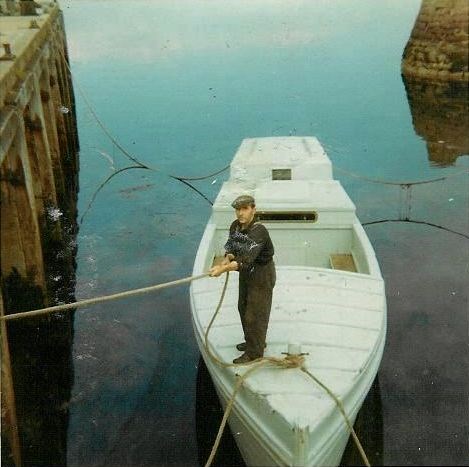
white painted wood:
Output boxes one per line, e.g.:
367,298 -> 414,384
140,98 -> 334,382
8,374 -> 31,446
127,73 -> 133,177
190,137 -> 387,466
230,137 -> 333,183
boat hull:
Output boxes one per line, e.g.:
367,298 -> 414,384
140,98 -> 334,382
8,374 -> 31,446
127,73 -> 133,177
190,136 -> 387,467
191,294 -> 386,467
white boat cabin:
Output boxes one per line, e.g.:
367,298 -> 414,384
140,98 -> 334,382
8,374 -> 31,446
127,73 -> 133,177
205,136 -> 380,277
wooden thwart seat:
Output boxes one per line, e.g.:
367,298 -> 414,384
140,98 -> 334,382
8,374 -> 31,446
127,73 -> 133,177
330,254 -> 357,272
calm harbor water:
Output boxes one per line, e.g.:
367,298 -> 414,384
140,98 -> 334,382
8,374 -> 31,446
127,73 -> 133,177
58,1 -> 468,465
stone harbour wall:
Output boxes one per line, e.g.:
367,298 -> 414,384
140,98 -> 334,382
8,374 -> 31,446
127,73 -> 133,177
402,0 -> 469,81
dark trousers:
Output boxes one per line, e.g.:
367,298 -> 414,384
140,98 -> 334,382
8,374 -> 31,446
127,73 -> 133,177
238,261 -> 276,358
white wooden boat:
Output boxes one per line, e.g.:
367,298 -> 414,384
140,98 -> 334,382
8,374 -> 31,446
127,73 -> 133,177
190,137 -> 386,466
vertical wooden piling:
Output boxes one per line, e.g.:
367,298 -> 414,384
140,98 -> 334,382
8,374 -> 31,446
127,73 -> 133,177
0,295 -> 22,467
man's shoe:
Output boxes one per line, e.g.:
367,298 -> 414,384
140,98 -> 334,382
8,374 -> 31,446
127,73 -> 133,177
236,342 -> 266,352
233,353 -> 257,364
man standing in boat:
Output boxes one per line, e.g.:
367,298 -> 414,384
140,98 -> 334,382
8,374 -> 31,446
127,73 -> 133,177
209,195 -> 276,364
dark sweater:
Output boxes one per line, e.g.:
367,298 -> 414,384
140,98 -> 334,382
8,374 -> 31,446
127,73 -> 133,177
224,219 -> 274,272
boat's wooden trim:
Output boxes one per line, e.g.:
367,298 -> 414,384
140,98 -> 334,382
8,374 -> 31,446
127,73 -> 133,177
330,253 -> 357,272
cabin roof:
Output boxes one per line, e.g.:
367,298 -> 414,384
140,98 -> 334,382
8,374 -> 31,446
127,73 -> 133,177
214,137 -> 354,213
213,179 -> 355,212
230,136 -> 333,183
232,136 -> 329,165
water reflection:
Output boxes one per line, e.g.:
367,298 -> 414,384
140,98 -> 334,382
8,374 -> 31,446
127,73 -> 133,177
402,77 -> 469,167
195,358 -> 383,467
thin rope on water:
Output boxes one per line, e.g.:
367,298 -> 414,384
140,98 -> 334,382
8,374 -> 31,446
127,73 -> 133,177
334,162 -> 469,239
362,218 -> 469,239
59,47 -> 230,182
79,165 -> 148,224
333,164 -> 469,187
61,47 -> 469,241
59,47 -> 468,217
57,48 -> 229,213
203,272 -> 371,467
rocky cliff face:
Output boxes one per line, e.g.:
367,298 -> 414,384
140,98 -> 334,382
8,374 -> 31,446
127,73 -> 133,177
402,0 -> 468,81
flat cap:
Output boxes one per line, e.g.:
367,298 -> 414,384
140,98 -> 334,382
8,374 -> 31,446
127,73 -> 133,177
231,194 -> 255,209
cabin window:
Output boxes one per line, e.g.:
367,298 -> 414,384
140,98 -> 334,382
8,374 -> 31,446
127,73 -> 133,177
272,169 -> 291,180
256,211 -> 318,222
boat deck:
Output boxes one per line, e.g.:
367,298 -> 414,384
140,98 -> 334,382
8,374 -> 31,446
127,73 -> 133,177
191,265 -> 385,428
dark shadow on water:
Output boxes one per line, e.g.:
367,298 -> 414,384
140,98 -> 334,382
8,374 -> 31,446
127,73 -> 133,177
1,190 -> 78,466
3,312 -> 75,467
340,377 -> 383,466
196,357 -> 383,467
196,357 -> 246,467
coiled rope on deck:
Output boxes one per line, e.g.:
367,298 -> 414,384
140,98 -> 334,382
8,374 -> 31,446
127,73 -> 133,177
203,272 -> 371,467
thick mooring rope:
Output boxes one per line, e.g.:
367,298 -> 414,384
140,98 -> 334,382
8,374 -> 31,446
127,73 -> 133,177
1,273 -> 209,321
203,272 -> 371,467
